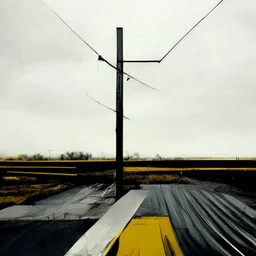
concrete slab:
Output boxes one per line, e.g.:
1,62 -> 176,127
0,183 -> 115,220
36,183 -> 106,205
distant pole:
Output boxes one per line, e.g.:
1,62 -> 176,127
116,28 -> 124,199
48,150 -> 51,160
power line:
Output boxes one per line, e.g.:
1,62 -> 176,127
86,93 -> 130,120
160,0 -> 224,62
39,0 -> 224,91
39,0 -> 157,91
39,0 -> 99,56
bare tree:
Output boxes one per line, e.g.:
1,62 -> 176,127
154,154 -> 162,160
133,152 -> 140,160
60,154 -> 66,160
33,153 -> 44,160
173,157 -> 183,160
17,154 -> 30,160
61,151 -> 92,160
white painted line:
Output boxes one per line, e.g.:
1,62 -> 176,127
65,190 -> 148,256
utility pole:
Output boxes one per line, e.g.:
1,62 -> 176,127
116,28 -> 124,199
115,27 -> 159,199
40,0 -> 224,200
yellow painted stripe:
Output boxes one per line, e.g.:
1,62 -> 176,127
103,229 -> 123,256
0,166 -> 75,169
103,199 -> 146,256
110,217 -> 183,256
124,167 -> 256,172
6,171 -> 77,176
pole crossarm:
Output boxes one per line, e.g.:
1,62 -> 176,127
98,55 -> 159,91
123,60 -> 160,63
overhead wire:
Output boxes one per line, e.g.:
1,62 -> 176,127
160,0 -> 224,62
86,93 -> 130,120
39,0 -> 224,89
39,0 -> 156,91
38,0 -> 224,118
39,0 -> 99,56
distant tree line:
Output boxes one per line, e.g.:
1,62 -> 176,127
3,151 -> 93,161
15,152 -> 158,161
60,151 -> 92,160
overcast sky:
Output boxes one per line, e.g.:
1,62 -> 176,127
1,0 -> 256,158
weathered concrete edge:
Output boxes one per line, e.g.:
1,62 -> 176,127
65,190 -> 148,256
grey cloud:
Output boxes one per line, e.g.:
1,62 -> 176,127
1,0 -> 256,157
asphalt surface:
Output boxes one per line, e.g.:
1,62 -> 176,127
0,220 -> 96,256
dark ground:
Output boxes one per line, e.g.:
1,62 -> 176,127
0,177 -> 255,256
0,220 -> 96,256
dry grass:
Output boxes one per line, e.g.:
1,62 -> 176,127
0,170 -> 180,209
124,167 -> 178,172
2,176 -> 36,181
0,183 -> 67,208
79,170 -> 180,184
124,173 -> 180,184
0,184 -> 64,195
79,170 -> 114,176
0,196 -> 27,205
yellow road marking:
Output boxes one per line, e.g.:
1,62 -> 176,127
6,171 -> 77,176
103,199 -> 146,256
0,166 -> 75,169
103,229 -> 123,256
106,217 -> 183,256
124,167 -> 256,172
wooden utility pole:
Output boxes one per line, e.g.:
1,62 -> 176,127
116,28 -> 124,199
115,28 -> 159,199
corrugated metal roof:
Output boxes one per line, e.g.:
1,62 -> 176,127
68,185 -> 256,256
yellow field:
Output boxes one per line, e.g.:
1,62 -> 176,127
6,171 -> 77,176
1,166 -> 256,172
0,166 -> 75,169
124,167 -> 256,172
